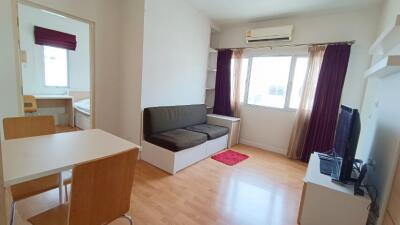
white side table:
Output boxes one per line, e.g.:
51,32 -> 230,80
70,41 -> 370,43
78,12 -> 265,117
207,114 -> 241,148
298,153 -> 371,225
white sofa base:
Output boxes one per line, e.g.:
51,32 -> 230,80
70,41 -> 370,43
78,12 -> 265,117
141,134 -> 228,174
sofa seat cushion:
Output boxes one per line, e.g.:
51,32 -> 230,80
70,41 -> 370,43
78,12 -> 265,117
147,129 -> 208,152
185,124 -> 229,140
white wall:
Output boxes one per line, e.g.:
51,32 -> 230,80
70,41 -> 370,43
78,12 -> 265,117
362,76 -> 400,225
0,0 -> 22,139
379,0 -> 400,32
141,0 -> 211,109
18,4 -> 90,95
118,0 -> 145,144
357,1 -> 400,224
213,7 -> 381,154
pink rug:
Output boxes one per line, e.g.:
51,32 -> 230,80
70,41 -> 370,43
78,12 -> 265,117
211,150 -> 249,166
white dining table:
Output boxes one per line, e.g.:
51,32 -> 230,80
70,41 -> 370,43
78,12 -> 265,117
0,129 -> 140,225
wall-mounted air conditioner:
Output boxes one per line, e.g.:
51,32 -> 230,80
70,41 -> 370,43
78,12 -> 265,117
246,25 -> 294,43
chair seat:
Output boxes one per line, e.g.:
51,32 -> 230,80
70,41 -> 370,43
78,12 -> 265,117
11,174 -> 60,201
147,129 -> 207,152
62,170 -> 72,185
28,204 -> 68,225
185,124 -> 229,140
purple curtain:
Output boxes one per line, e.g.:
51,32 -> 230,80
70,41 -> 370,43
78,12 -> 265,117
214,49 -> 233,116
301,44 -> 352,162
34,26 -> 77,51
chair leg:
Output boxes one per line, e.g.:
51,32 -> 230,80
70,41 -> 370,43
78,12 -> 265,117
10,201 -> 16,225
58,174 -> 63,204
122,214 -> 133,225
64,184 -> 69,202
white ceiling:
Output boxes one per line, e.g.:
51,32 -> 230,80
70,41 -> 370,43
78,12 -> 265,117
185,0 -> 383,25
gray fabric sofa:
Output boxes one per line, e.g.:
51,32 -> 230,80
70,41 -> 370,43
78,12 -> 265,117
143,104 -> 229,152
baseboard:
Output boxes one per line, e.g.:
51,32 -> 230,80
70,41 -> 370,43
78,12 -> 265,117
239,138 -> 287,155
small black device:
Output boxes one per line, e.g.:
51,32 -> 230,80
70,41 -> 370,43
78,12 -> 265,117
354,164 -> 368,196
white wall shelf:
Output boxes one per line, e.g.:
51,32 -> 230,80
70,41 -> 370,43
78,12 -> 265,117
369,15 -> 400,55
364,55 -> 400,78
205,44 -> 218,114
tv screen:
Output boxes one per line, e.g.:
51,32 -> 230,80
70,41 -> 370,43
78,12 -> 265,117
332,105 -> 361,183
334,107 -> 355,157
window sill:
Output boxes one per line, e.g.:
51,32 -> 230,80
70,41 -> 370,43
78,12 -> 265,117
243,103 -> 297,113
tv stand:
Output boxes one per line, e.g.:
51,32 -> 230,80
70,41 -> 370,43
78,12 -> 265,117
297,153 -> 371,225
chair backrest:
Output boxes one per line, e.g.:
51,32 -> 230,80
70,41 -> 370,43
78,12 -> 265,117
23,95 -> 38,113
143,104 -> 207,139
68,149 -> 138,225
3,116 -> 55,140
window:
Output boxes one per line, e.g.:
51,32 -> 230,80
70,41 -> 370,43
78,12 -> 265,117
43,46 -> 68,87
245,55 -> 308,110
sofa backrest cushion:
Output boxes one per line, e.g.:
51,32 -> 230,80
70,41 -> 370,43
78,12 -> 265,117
143,104 -> 207,138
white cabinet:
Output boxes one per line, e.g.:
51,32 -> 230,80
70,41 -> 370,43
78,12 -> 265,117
298,153 -> 371,225
207,114 -> 240,148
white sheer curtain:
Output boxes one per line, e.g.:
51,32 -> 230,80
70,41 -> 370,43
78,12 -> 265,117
287,45 -> 326,159
231,49 -> 243,118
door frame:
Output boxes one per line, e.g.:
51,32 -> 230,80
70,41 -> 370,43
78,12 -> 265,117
12,0 -> 96,129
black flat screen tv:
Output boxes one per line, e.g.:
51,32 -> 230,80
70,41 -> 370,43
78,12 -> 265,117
331,105 -> 361,183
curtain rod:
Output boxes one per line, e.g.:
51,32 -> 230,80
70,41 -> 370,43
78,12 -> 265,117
216,40 -> 356,51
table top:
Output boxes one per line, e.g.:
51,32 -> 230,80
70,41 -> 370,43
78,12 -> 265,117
304,153 -> 370,202
1,129 -> 140,187
34,95 -> 73,100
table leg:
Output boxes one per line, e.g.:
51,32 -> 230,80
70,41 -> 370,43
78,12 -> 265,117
67,99 -> 75,127
1,136 -> 11,225
0,185 -> 11,225
297,182 -> 307,225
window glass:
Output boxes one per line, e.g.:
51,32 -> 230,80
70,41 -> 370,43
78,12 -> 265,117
247,56 -> 292,108
44,46 -> 68,87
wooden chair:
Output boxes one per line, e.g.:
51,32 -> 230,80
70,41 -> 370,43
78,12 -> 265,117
23,95 -> 38,114
3,116 -> 63,225
3,116 -> 55,140
27,149 -> 138,225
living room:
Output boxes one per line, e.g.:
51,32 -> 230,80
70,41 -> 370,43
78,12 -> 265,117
1,0 -> 400,225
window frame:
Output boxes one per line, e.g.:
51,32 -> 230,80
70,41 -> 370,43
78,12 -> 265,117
243,53 -> 308,111
42,45 -> 70,88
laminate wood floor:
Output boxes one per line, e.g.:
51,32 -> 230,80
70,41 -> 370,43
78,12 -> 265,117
15,145 -> 306,225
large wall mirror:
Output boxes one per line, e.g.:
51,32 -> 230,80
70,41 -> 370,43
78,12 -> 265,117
16,1 -> 95,131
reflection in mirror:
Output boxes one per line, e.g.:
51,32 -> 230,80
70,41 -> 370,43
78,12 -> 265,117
18,3 -> 93,132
